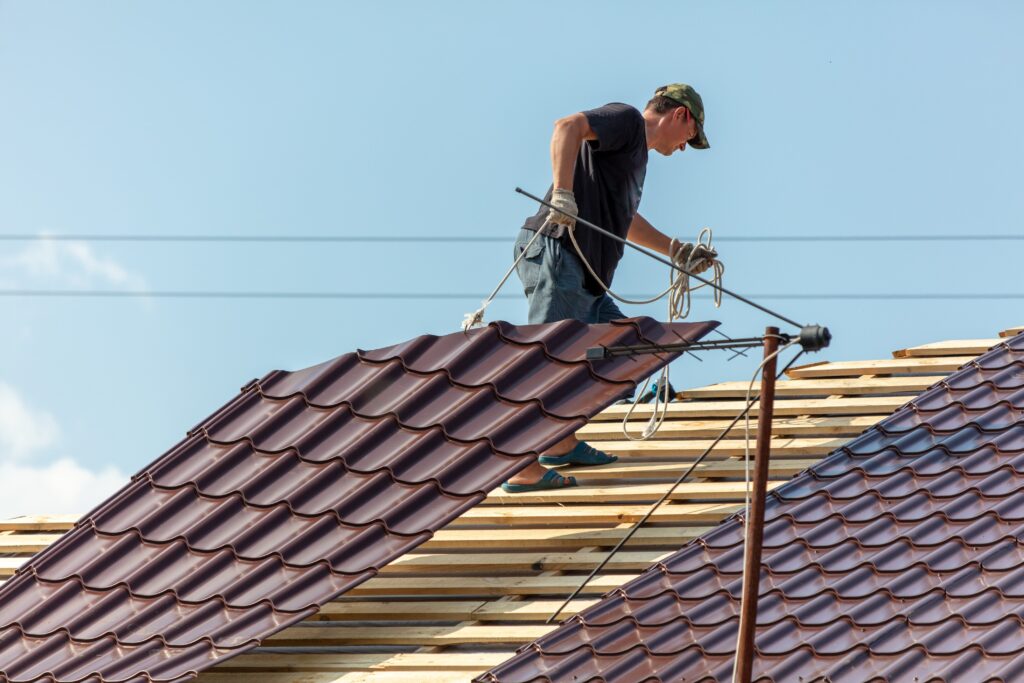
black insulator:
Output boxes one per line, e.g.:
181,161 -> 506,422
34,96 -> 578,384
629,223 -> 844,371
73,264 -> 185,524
799,325 -> 832,352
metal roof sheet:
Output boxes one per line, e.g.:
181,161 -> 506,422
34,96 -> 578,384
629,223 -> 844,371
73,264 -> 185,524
0,317 -> 716,682
480,332 -> 1024,682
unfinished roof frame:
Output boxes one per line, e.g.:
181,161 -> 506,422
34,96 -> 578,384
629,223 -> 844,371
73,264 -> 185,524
4,326 -> 1016,681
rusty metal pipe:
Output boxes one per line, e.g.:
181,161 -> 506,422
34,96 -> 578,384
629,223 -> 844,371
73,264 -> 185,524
733,326 -> 780,683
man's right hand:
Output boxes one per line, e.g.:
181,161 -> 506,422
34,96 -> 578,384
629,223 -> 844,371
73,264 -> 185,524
546,188 -> 578,227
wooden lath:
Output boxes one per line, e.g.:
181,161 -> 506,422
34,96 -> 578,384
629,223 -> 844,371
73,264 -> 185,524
3,325 -> 1019,681
577,414 -> 889,439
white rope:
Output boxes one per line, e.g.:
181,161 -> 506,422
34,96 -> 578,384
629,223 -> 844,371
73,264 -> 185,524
461,227 -> 545,331
563,224 -> 724,440
668,227 -> 724,319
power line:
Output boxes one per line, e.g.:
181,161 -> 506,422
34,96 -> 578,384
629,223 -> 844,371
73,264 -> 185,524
0,290 -> 1020,300
713,235 -> 1024,242
0,233 -> 1021,244
0,235 -> 505,243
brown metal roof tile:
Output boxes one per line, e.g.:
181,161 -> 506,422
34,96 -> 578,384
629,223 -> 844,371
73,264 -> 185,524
0,317 -> 716,682
882,403 -> 1023,434
90,481 -> 437,564
977,346 -> 1023,369
0,578 -> 295,647
0,624 -> 226,682
28,526 -> 373,609
480,333 -> 1024,682
946,362 -> 1024,390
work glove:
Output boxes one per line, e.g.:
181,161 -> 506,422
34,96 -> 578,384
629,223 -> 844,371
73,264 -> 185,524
546,188 -> 578,227
672,240 -> 718,275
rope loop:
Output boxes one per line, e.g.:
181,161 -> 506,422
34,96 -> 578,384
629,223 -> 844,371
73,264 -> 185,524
563,226 -> 725,441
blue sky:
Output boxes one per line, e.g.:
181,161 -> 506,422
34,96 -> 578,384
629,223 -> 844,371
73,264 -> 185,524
0,1 -> 1021,516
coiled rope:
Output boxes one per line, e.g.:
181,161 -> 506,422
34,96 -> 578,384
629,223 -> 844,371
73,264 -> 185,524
564,224 -> 724,440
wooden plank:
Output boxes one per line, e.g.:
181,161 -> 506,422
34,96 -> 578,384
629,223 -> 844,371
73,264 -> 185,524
265,624 -> 553,646
311,599 -> 595,622
0,515 -> 77,532
0,558 -> 26,577
333,673 -> 477,683
216,651 -> 511,672
576,414 -> 885,440
470,598 -> 596,621
200,675 -> 347,683
785,356 -> 971,379
454,502 -> 739,525
892,338 -> 998,358
583,436 -> 847,458
202,674 -> 471,683
349,573 -> 634,596
314,600 -> 485,622
1000,326 -> 1023,338
679,375 -> 943,399
381,549 -> 671,573
0,533 -> 62,553
564,459 -> 810,481
425,525 -> 711,549
592,395 -> 908,420
485,481 -> 780,505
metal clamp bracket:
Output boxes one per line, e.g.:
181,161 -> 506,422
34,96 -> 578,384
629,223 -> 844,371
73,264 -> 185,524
586,325 -> 831,360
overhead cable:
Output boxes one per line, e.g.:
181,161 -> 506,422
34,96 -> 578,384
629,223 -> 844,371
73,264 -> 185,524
1,234 -> 1021,243
0,290 -> 1020,300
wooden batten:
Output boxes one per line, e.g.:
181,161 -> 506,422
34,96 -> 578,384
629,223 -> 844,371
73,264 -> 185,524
892,338 -> 999,358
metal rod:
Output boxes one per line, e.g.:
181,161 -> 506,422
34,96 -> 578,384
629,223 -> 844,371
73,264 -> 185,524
733,326 -> 780,683
713,328 -> 751,360
590,336 -> 776,359
516,187 -> 803,328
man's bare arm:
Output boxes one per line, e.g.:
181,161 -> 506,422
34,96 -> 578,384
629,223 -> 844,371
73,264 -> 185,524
551,113 -> 598,190
626,212 -> 673,256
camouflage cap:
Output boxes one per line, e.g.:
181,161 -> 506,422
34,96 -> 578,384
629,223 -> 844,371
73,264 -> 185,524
656,83 -> 709,149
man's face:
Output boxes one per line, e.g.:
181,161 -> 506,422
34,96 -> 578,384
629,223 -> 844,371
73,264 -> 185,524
656,107 -> 699,156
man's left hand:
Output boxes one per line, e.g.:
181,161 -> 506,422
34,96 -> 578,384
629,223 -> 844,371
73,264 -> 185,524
672,240 -> 718,275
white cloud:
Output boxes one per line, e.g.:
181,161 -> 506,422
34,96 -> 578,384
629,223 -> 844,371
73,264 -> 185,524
0,381 -> 124,520
0,458 -> 124,519
0,382 -> 60,460
0,235 -> 147,290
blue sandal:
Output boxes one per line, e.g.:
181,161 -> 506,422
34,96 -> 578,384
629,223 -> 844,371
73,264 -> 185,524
538,441 -> 618,467
501,469 -> 578,493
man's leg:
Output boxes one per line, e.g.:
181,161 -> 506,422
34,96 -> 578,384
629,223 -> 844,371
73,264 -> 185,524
591,292 -> 627,324
507,240 -> 615,488
590,293 -> 637,402
506,232 -> 596,488
514,229 -> 595,325
526,290 -> 623,467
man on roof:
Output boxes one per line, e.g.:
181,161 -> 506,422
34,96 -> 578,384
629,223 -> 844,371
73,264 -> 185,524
503,83 -> 717,493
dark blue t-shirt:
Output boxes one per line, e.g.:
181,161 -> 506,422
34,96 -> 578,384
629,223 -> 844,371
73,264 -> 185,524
522,103 -> 648,295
